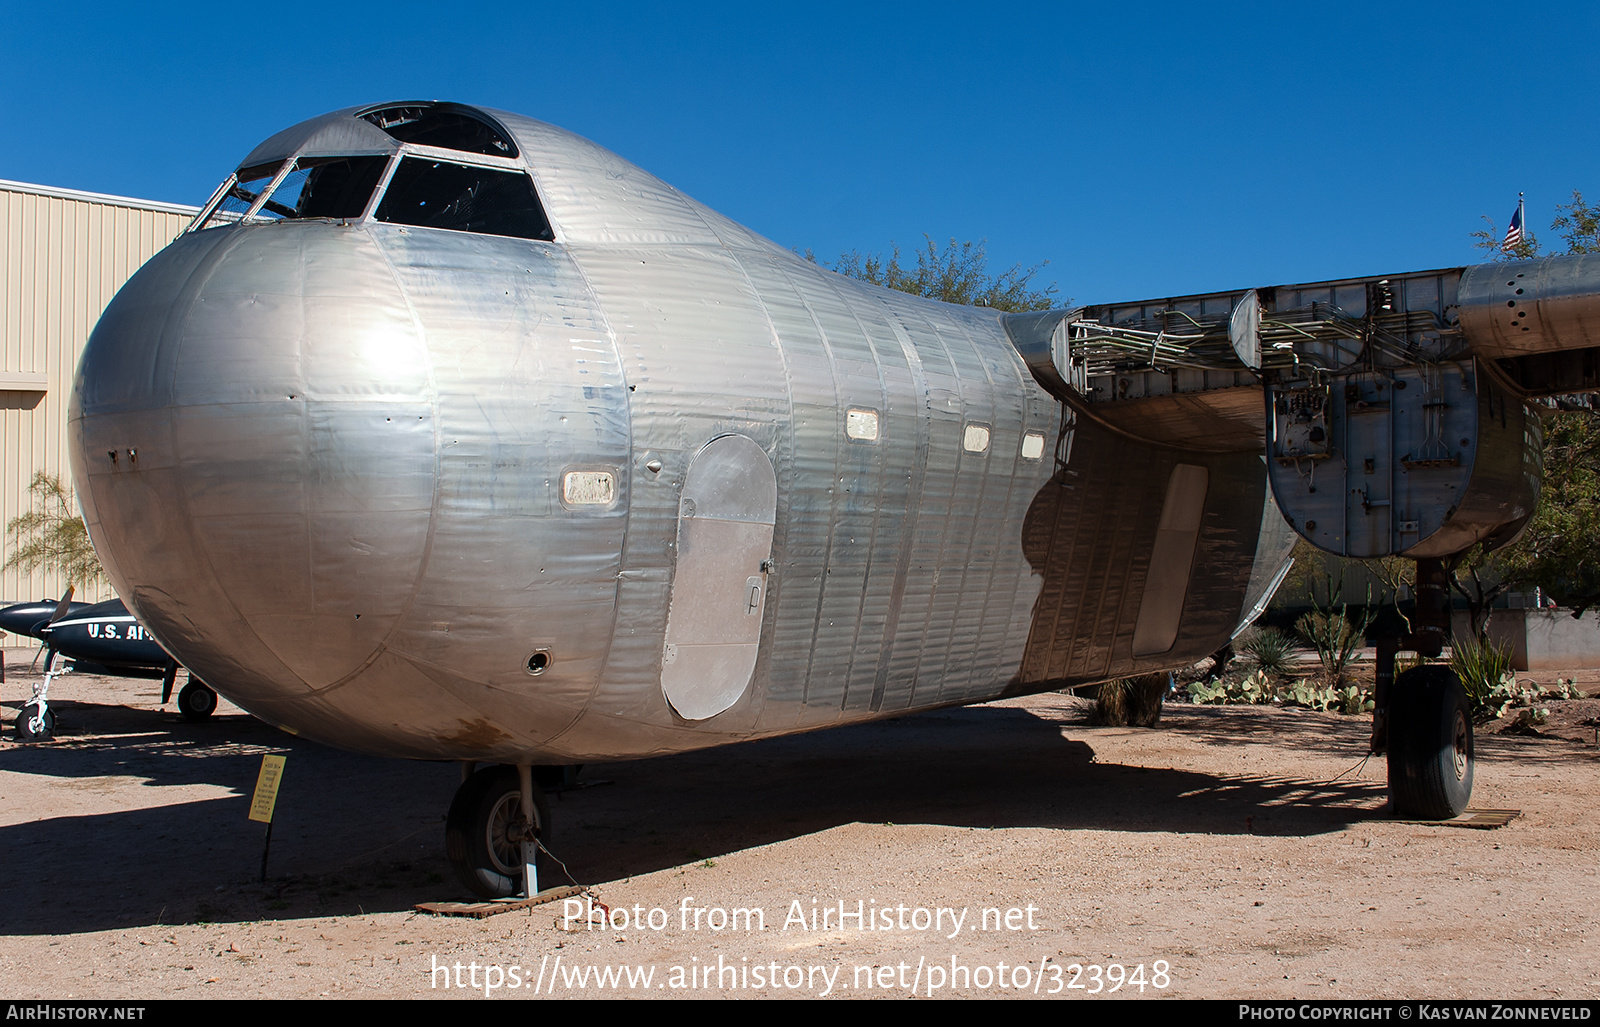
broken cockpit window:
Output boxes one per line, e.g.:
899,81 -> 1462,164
212,161 -> 284,221
373,158 -> 555,241
358,103 -> 518,158
193,155 -> 389,230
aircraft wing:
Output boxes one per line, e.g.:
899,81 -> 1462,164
1003,255 -> 1600,558
1004,255 -> 1600,453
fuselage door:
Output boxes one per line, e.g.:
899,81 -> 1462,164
661,434 -> 778,720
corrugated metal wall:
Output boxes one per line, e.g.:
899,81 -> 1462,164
1,181 -> 194,605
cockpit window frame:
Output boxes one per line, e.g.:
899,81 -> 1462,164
187,160 -> 288,232
238,160 -> 300,223
189,151 -> 395,234
186,175 -> 239,233
186,136 -> 562,244
356,102 -> 520,160
365,144 -> 558,243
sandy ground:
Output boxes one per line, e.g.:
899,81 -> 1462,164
1,647 -> 1596,1001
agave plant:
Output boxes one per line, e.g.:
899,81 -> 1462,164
1449,635 -> 1518,717
1237,627 -> 1302,676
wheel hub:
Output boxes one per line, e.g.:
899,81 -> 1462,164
486,793 -> 535,875
1452,710 -> 1470,782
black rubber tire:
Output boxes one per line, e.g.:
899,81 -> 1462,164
1387,665 -> 1474,819
15,700 -> 55,741
177,681 -> 217,721
445,766 -> 549,899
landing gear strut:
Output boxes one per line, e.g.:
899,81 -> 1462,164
15,649 -> 63,741
445,764 -> 549,899
1373,558 -> 1474,819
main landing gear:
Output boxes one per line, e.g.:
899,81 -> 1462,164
161,662 -> 218,721
1372,558 -> 1475,820
176,681 -> 218,720
445,764 -> 550,899
1386,665 -> 1474,819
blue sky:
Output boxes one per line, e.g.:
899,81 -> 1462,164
3,1 -> 1594,303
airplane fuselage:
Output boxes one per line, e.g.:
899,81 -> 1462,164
70,105 -> 1286,762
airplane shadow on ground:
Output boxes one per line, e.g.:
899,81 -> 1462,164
0,698 -> 1389,935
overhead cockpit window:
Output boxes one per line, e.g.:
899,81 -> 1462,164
359,104 -> 518,158
373,158 -> 555,241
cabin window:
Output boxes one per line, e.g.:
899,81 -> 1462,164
962,423 -> 991,453
562,470 -> 616,507
845,408 -> 880,442
374,157 -> 555,241
1021,432 -> 1046,460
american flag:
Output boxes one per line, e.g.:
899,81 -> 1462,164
1502,198 -> 1524,253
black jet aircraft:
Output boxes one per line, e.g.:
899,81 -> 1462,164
6,596 -> 218,740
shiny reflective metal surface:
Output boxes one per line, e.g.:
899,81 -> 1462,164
1459,254 -> 1600,359
72,103 -> 1298,763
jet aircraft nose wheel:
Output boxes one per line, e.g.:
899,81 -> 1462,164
1386,665 -> 1474,819
445,765 -> 549,899
177,681 -> 218,721
14,700 -> 55,741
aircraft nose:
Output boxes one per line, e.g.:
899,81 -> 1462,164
70,223 -> 436,702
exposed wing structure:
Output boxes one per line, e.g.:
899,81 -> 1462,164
1006,257 -> 1600,559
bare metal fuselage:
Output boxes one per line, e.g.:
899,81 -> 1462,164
70,108 -> 1284,762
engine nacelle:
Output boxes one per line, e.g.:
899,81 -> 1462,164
1265,360 -> 1541,559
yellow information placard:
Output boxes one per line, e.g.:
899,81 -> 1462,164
249,754 -> 287,824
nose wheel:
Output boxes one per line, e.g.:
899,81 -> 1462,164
14,699 -> 55,741
1387,665 -> 1474,819
177,680 -> 218,720
445,765 -> 549,899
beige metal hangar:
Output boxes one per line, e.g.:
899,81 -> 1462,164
1,180 -> 197,605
